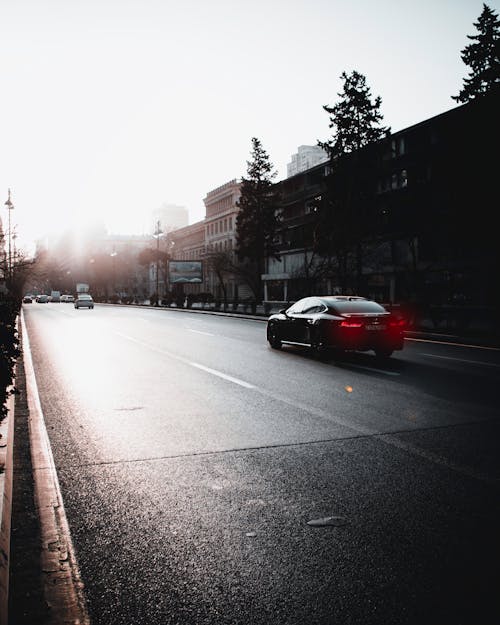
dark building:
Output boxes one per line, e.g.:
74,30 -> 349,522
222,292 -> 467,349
264,90 -> 499,335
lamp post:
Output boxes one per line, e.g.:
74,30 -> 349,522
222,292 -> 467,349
153,220 -> 163,305
4,189 -> 14,278
110,250 -> 117,300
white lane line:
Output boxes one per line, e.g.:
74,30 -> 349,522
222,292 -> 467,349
189,362 -> 255,388
339,363 -> 400,376
407,337 -> 500,351
115,332 -> 254,389
421,353 -> 500,368
187,329 -> 215,336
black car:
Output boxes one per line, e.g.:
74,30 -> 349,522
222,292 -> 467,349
266,296 -> 405,358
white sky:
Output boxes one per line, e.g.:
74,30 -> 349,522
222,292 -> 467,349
1,0 -> 498,252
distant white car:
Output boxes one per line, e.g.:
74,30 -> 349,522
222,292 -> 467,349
74,294 -> 94,309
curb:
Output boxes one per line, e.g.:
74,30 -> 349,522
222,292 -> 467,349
21,311 -> 90,624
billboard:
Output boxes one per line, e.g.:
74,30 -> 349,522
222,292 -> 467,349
169,261 -> 203,284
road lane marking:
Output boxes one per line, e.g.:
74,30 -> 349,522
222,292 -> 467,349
187,329 -> 215,336
407,337 -> 500,351
338,363 -> 400,376
115,332 -> 254,389
421,353 -> 500,368
188,362 -> 255,388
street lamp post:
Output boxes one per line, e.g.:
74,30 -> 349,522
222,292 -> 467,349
4,189 -> 14,278
110,250 -> 117,301
154,220 -> 163,305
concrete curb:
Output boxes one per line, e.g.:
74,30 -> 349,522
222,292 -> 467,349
21,311 -> 90,625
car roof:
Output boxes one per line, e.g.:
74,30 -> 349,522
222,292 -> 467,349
317,295 -> 367,301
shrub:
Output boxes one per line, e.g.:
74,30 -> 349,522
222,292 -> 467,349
0,294 -> 21,424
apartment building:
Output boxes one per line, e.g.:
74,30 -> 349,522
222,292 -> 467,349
264,89 -> 499,312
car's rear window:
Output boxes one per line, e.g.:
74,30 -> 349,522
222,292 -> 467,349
326,300 -> 386,314
79,295 -> 91,299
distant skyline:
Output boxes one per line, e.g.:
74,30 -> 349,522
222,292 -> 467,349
1,0 -> 499,252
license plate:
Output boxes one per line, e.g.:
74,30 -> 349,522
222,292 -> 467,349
366,324 -> 386,330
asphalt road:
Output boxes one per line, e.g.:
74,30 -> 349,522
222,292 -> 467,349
14,302 -> 500,624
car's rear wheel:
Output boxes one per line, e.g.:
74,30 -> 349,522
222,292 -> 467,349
310,330 -> 328,360
375,348 -> 393,359
267,324 -> 282,349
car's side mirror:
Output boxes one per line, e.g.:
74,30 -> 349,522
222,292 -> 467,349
279,309 -> 287,315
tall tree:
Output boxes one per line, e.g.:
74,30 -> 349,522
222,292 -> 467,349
453,3 -> 500,103
316,71 -> 389,291
318,70 -> 389,159
235,137 -> 281,302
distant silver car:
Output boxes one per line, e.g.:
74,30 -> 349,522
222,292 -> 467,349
74,294 -> 94,309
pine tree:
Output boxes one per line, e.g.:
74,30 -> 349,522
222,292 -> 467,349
453,3 -> 500,103
318,70 -> 389,159
235,137 -> 281,302
316,71 -> 389,292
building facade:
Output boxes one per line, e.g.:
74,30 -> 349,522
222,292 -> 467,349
286,145 -> 329,178
262,90 -> 499,328
151,203 -> 189,234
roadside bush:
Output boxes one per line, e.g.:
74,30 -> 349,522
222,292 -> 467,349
0,293 -> 21,424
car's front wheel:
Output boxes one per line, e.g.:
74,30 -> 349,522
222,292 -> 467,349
267,323 -> 282,349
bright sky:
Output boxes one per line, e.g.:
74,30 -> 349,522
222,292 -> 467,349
1,0 -> 498,253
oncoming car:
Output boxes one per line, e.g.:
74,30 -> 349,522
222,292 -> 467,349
74,294 -> 94,309
266,296 -> 405,359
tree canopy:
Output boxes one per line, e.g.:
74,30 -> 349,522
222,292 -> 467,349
453,3 -> 500,103
318,70 -> 389,159
235,137 -> 281,301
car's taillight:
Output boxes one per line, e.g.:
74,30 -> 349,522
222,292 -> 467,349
389,319 -> 405,328
340,320 -> 363,328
